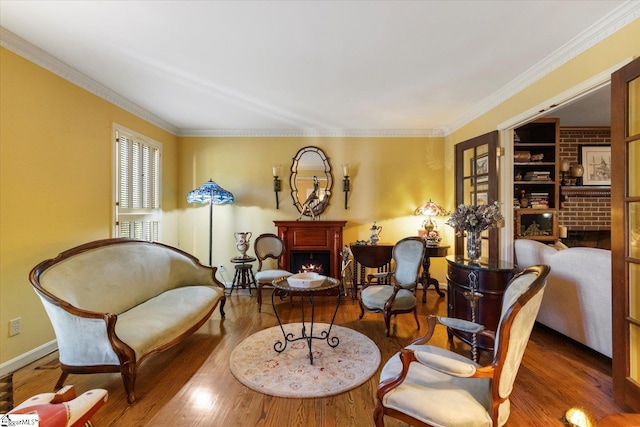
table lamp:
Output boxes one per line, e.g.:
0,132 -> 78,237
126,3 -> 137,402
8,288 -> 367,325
414,200 -> 449,233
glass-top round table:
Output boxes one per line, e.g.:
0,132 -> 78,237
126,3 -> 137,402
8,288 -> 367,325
271,275 -> 341,364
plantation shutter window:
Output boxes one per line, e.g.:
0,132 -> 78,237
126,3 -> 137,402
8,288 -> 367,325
114,125 -> 162,242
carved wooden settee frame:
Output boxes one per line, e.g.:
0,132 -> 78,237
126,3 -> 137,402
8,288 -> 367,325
29,238 -> 226,403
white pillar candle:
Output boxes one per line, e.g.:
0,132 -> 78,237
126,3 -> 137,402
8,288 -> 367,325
559,226 -> 568,239
342,164 -> 350,177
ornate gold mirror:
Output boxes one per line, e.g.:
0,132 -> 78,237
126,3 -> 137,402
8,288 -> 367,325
290,146 -> 332,218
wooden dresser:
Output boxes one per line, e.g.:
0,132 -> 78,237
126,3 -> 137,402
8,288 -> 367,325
446,256 -> 517,358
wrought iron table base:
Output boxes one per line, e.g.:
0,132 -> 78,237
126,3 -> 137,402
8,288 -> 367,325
271,283 -> 341,365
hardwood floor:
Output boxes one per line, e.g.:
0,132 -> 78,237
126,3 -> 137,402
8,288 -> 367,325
12,289 -> 623,426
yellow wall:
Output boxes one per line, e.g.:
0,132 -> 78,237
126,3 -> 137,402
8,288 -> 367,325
177,136 -> 447,283
0,48 -> 179,364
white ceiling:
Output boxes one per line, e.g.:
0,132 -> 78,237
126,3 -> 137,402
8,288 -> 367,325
0,1 -> 635,136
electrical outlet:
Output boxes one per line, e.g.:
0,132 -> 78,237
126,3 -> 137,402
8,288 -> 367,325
9,318 -> 21,336
218,264 -> 224,272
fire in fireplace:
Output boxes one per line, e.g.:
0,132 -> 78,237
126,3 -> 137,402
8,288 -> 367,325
301,263 -> 323,273
290,251 -> 331,275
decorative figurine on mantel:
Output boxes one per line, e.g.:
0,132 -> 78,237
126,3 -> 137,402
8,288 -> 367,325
369,221 -> 382,245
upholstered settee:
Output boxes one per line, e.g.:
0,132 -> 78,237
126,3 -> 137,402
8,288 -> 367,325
514,239 -> 611,357
29,238 -> 226,403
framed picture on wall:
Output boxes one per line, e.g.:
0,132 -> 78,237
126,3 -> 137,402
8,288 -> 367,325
580,145 -> 611,186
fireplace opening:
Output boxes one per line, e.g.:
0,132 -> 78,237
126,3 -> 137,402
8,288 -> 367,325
290,251 -> 331,275
564,230 -> 611,250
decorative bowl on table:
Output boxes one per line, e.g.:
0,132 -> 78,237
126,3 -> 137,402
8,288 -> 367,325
287,272 -> 326,288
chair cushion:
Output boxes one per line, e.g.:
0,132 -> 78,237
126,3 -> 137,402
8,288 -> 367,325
116,285 -> 223,358
380,344 -> 504,427
254,269 -> 292,283
361,285 -> 416,311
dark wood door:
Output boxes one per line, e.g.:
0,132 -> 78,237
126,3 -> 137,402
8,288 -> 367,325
454,131 -> 500,259
611,56 -> 640,411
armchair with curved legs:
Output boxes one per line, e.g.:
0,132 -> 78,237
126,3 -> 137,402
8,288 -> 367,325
359,236 -> 426,336
374,264 -> 550,427
254,233 -> 293,312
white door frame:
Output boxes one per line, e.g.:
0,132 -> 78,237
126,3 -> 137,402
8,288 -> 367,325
496,59 -> 631,263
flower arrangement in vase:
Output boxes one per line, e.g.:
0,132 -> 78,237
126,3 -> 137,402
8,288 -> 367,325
445,202 -> 504,262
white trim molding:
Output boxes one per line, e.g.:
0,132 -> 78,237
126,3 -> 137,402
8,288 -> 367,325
0,339 -> 57,376
179,128 -> 446,138
495,56 -> 632,264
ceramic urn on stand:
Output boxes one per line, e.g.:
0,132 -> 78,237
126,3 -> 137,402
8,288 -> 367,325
234,232 -> 252,258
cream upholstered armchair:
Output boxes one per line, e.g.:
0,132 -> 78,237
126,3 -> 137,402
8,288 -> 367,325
254,233 -> 293,312
374,265 -> 550,427
359,236 -> 426,336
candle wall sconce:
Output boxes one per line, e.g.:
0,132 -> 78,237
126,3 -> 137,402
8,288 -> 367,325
342,164 -> 351,209
272,165 -> 282,209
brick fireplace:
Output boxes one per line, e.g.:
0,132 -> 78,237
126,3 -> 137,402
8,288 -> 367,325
558,127 -> 611,249
274,220 -> 346,279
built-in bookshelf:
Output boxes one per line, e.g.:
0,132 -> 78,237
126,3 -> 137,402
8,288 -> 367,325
513,117 -> 559,241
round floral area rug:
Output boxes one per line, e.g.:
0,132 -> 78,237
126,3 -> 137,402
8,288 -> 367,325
229,323 -> 381,398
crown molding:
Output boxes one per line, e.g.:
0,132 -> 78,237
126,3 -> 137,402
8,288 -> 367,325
2,1 -> 637,139
445,1 -> 640,136
0,27 -> 179,135
0,26 -> 442,138
178,128 -> 445,138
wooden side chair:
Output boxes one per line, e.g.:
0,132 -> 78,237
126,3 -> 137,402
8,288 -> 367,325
254,233 -> 292,312
359,236 -> 426,336
374,265 -> 550,427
